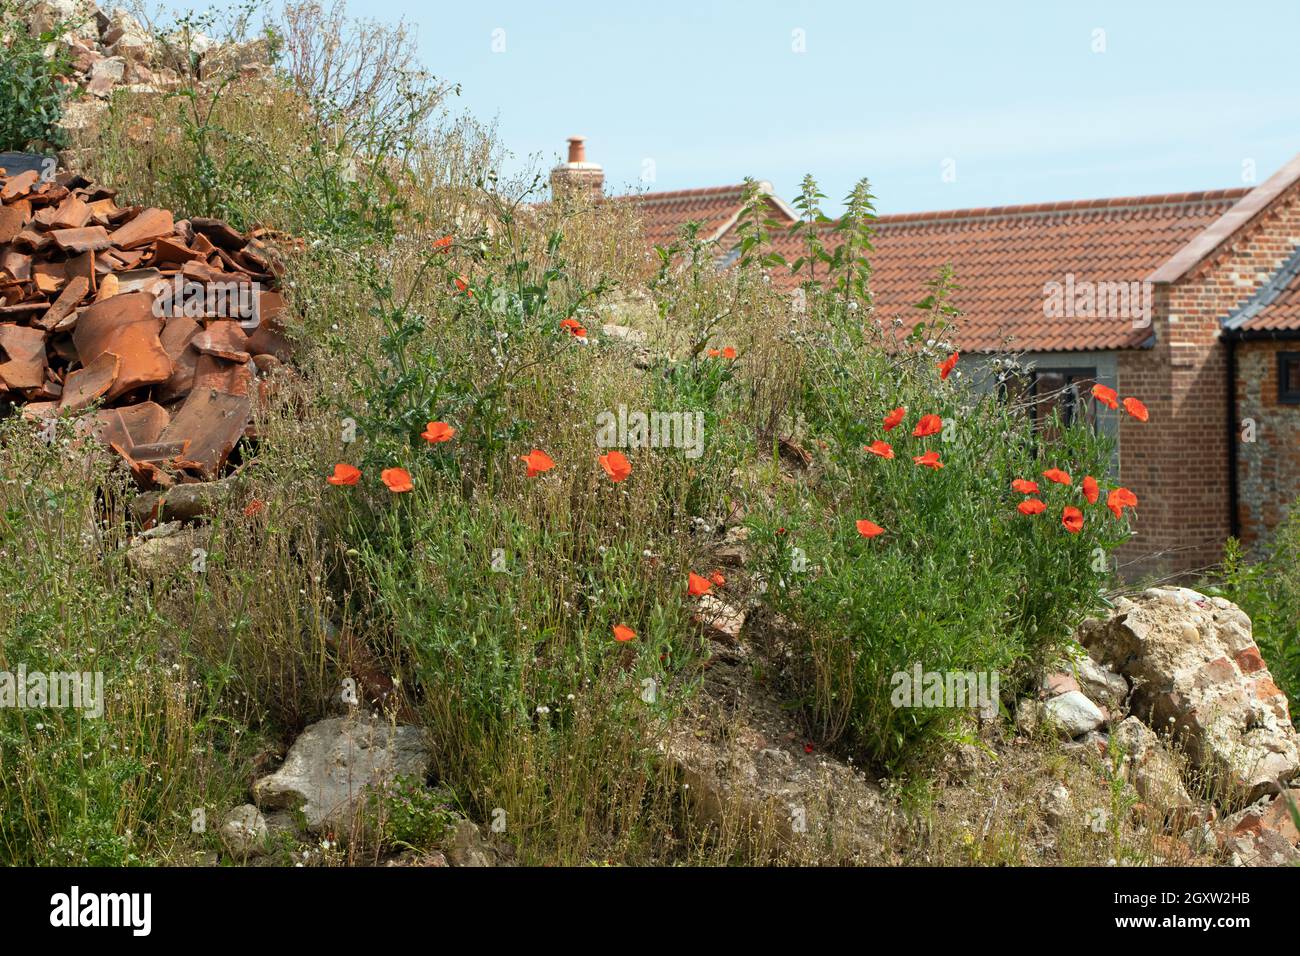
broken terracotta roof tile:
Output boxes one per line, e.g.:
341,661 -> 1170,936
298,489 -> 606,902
60,351 -> 121,412
0,202 -> 29,243
109,208 -> 174,250
190,217 -> 248,251
37,275 -> 90,331
0,323 -> 49,391
51,225 -> 112,254
72,291 -> 172,400
49,195 -> 93,230
192,352 -> 253,397
192,320 -> 251,363
0,170 -> 39,202
159,388 -> 251,479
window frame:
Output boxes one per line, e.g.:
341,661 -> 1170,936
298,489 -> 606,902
1028,366 -> 1100,431
1280,351 -> 1300,405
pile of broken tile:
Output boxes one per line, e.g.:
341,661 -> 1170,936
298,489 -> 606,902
0,165 -> 292,487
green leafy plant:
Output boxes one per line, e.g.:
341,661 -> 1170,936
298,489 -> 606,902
1215,507 -> 1300,725
0,0 -> 71,151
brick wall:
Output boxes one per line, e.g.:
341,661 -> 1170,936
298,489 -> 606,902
1117,180 -> 1300,577
1235,342 -> 1300,545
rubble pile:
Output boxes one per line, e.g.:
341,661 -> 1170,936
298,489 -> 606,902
21,0 -> 273,148
0,165 -> 293,485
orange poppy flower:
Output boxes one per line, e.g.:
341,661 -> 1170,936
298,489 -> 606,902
612,624 -> 636,643
864,440 -> 894,459
520,449 -> 555,478
1042,467 -> 1072,485
560,317 -> 587,337
1082,475 -> 1099,504
687,572 -> 713,597
454,275 -> 471,296
883,406 -> 907,431
598,450 -> 632,483
707,348 -> 720,357
912,414 -> 943,438
721,346 -> 737,360
1012,478 -> 1039,495
938,351 -> 959,380
1091,384 -> 1119,410
327,463 -> 361,486
421,421 -> 456,444
1018,498 -> 1046,516
709,569 -> 727,587
381,467 -> 413,493
1106,487 -> 1138,518
856,519 -> 885,538
243,499 -> 265,518
1122,397 -> 1149,422
432,235 -> 453,253
913,451 -> 943,470
1062,506 -> 1084,533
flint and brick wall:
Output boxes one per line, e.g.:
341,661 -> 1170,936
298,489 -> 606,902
1235,341 -> 1300,545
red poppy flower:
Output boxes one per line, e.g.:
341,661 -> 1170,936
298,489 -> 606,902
454,275 -> 471,296
520,449 -> 555,477
912,414 -> 943,438
856,519 -> 885,538
721,346 -> 737,360
598,450 -> 632,483
938,351 -> 959,380
1062,506 -> 1084,533
1091,384 -> 1119,410
913,451 -> 943,470
1012,478 -> 1039,495
709,570 -> 727,587
1082,475 -> 1099,504
1107,487 -> 1138,518
432,235 -> 453,253
864,440 -> 894,459
381,467 -> 413,493
1122,397 -> 1149,422
687,572 -> 713,597
327,463 -> 361,486
1042,467 -> 1072,485
883,406 -> 907,431
1018,498 -> 1046,516
421,421 -> 456,444
803,742 -> 814,754
560,317 -> 588,337
612,624 -> 636,643
243,499 -> 265,518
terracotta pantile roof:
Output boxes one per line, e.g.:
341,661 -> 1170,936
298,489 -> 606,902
758,190 -> 1250,353
1223,244 -> 1300,335
629,183 -> 794,250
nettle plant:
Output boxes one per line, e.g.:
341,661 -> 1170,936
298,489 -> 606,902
745,175 -> 1145,773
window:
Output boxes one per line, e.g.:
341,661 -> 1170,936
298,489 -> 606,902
1280,352 -> 1300,404
1028,368 -> 1098,441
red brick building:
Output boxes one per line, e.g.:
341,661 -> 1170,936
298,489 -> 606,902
553,140 -> 1300,575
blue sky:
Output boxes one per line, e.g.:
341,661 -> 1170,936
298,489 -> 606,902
240,0 -> 1300,213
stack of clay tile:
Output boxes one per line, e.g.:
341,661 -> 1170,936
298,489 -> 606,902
0,166 -> 292,487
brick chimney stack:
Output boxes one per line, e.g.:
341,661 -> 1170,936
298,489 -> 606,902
550,135 -> 604,201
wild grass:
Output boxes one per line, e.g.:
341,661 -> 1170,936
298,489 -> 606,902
0,0 -> 1226,867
